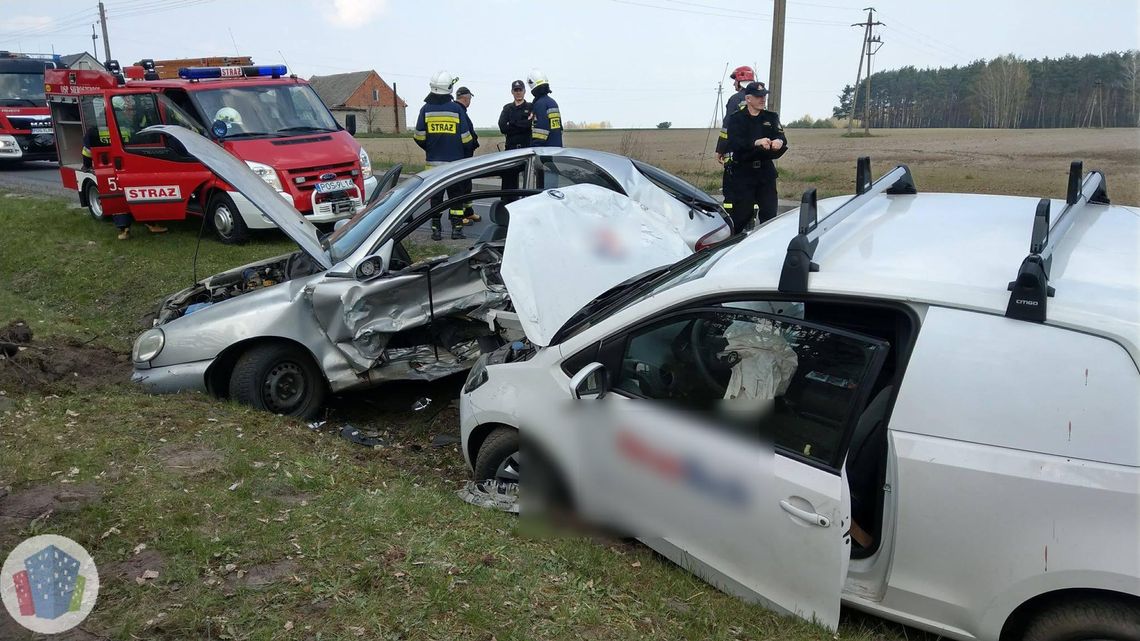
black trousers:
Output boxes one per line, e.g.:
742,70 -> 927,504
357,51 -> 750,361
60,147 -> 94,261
727,170 -> 778,232
431,181 -> 471,230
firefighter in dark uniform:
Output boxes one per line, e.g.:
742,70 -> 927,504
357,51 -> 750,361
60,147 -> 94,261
454,86 -> 481,224
527,69 -> 562,148
498,80 -> 532,201
715,65 -> 758,230
413,70 -> 476,240
723,82 -> 787,232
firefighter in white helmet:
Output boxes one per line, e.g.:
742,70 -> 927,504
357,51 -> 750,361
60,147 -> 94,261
413,70 -> 476,240
527,68 -> 562,147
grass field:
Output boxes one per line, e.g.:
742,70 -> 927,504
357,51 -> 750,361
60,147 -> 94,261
0,195 -> 932,639
360,127 -> 1140,203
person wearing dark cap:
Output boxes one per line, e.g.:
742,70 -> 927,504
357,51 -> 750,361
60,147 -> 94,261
498,80 -> 533,150
454,86 -> 481,223
716,66 -> 762,227
723,81 -> 787,232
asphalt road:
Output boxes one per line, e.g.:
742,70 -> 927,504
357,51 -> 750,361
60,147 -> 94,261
0,161 -> 71,198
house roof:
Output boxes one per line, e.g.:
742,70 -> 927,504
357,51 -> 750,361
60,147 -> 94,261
309,70 -> 407,108
60,52 -> 101,68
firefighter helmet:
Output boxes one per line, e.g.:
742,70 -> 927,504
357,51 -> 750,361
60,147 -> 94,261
214,107 -> 243,125
429,70 -> 458,95
730,66 -> 755,83
111,95 -> 126,109
526,68 -> 549,89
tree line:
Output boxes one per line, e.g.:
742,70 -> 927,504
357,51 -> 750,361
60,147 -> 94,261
832,51 -> 1140,128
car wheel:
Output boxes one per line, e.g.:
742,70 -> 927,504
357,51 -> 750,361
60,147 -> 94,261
209,193 -> 250,245
84,181 -> 105,221
229,343 -> 326,419
474,427 -> 519,483
1023,598 -> 1140,641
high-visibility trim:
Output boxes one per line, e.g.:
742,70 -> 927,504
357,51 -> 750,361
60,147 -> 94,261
460,132 -> 473,143
718,129 -> 728,140
426,121 -> 457,134
533,128 -> 549,136
448,208 -> 465,217
413,131 -> 426,141
424,111 -> 461,121
723,202 -> 733,209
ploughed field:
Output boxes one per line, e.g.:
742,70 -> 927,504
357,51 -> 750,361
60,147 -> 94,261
361,127 -> 1140,204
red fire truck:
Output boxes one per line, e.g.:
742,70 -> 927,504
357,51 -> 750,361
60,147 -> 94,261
0,51 -> 61,164
45,60 -> 376,243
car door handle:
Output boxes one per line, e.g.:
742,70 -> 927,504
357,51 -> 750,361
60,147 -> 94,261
779,499 -> 831,528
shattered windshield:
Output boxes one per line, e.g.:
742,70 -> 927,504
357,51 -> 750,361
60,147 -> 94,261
328,176 -> 423,263
190,84 -> 339,139
0,72 -> 46,106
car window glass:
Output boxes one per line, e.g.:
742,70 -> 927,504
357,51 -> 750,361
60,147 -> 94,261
537,157 -> 624,194
328,176 -> 424,263
614,309 -> 885,468
632,159 -> 716,205
81,96 -> 109,149
111,93 -> 161,145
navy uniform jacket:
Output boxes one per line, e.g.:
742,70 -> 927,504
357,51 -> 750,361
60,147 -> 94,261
715,89 -> 747,156
724,108 -> 787,182
413,94 -> 474,162
456,102 -> 479,158
530,86 -> 562,147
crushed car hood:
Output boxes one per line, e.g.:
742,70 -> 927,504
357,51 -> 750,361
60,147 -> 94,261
501,184 -> 693,347
145,125 -> 332,270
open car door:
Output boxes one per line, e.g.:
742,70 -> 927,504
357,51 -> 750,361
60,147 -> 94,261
572,305 -> 889,630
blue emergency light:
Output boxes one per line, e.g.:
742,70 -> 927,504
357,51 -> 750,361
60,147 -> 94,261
177,64 -> 287,80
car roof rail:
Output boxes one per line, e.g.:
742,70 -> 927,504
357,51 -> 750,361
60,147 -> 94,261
778,157 -> 917,293
1005,161 -> 1110,322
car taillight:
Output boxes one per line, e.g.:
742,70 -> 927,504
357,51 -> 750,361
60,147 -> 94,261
695,223 -> 730,252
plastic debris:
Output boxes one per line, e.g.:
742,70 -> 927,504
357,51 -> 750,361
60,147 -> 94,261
338,425 -> 384,448
456,479 -> 519,514
412,397 -> 432,411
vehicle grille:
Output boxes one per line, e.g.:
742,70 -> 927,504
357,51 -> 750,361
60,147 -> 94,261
314,195 -> 360,217
285,161 -> 358,193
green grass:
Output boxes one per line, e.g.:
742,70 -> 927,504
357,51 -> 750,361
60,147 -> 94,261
0,190 -> 926,640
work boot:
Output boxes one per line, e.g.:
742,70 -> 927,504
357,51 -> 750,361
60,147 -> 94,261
451,226 -> 466,240
463,206 -> 481,223
117,228 -> 130,240
431,221 -> 442,241
145,224 -> 168,234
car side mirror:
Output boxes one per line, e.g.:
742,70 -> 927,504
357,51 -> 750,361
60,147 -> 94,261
569,362 -> 608,399
345,114 -> 357,136
355,254 -> 386,281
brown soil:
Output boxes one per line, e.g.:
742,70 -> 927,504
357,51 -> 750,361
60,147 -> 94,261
157,444 -> 224,476
0,482 -> 103,552
102,548 -> 167,584
0,320 -> 131,395
225,559 -> 300,589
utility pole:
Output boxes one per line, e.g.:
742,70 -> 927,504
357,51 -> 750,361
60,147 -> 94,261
1096,80 -> 1105,128
392,82 -> 400,133
846,7 -> 883,134
98,1 -> 112,62
864,31 -> 883,134
768,0 -> 786,113
90,24 -> 99,60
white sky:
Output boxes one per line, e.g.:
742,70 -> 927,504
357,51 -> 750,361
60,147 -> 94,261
3,0 -> 1138,128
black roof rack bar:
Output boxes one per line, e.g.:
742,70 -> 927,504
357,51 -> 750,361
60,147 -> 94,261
779,159 -> 917,293
1005,162 -> 1110,322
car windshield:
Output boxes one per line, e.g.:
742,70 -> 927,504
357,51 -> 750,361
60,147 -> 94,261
0,71 -> 46,106
190,84 -> 338,139
632,159 -> 718,207
327,176 -> 423,263
552,233 -> 742,344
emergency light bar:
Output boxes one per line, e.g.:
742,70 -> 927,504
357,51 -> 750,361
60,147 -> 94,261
178,65 -> 287,80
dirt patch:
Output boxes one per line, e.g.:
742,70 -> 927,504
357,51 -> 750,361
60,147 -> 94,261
102,548 -> 166,584
0,320 -> 131,395
225,559 -> 300,589
158,444 -> 224,475
0,482 -> 102,519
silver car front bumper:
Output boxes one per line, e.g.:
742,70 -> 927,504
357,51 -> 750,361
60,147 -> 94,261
131,360 -> 212,394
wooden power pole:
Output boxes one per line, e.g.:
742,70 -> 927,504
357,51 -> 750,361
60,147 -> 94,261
847,7 -> 883,134
768,0 -> 787,113
98,1 -> 112,62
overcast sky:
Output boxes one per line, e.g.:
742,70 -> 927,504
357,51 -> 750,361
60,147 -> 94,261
3,0 -> 1137,128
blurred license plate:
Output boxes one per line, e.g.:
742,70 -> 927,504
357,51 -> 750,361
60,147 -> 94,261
315,179 -> 354,193
31,128 -> 53,135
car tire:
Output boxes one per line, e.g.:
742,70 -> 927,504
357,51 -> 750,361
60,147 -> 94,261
209,192 -> 250,245
1022,598 -> 1140,641
84,181 -> 105,221
229,343 -> 326,419
474,427 -> 519,483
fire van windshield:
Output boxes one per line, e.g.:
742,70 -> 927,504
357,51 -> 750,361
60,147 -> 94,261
189,84 -> 339,140
0,71 -> 46,107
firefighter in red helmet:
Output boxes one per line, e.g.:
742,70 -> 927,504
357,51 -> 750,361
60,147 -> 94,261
716,66 -> 766,233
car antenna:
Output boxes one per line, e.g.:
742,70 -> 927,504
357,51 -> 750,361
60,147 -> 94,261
778,157 -> 917,293
1004,161 -> 1110,323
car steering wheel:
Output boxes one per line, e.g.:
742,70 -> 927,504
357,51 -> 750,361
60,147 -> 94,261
688,318 -> 731,393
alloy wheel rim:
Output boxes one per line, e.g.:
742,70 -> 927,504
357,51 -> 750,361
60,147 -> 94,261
496,452 -> 520,483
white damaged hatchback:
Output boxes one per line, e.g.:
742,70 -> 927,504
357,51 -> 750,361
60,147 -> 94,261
459,159 -> 1140,641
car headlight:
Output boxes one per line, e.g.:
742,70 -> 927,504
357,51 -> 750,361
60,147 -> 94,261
245,160 -> 283,191
463,354 -> 490,393
358,147 -> 372,179
133,328 -> 165,363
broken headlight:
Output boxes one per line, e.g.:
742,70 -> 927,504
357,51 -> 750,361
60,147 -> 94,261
463,354 -> 490,393
133,328 -> 165,363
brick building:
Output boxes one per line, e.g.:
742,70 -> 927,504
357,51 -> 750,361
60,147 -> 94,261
309,70 -> 407,134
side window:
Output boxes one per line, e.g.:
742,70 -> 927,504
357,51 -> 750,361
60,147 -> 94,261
115,93 -> 200,162
613,309 -> 886,468
80,96 -> 109,149
111,93 -> 161,146
537,157 -> 625,194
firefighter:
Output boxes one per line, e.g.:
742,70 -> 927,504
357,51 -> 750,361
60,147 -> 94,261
108,95 -> 167,239
454,86 -> 481,224
723,82 -> 787,232
716,65 -> 759,230
213,107 -> 245,134
413,70 -> 476,240
527,69 -> 562,147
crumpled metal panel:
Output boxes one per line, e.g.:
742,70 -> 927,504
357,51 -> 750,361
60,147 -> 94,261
367,338 -> 482,382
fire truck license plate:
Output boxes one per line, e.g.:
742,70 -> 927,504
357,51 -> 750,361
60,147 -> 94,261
315,179 -> 354,194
